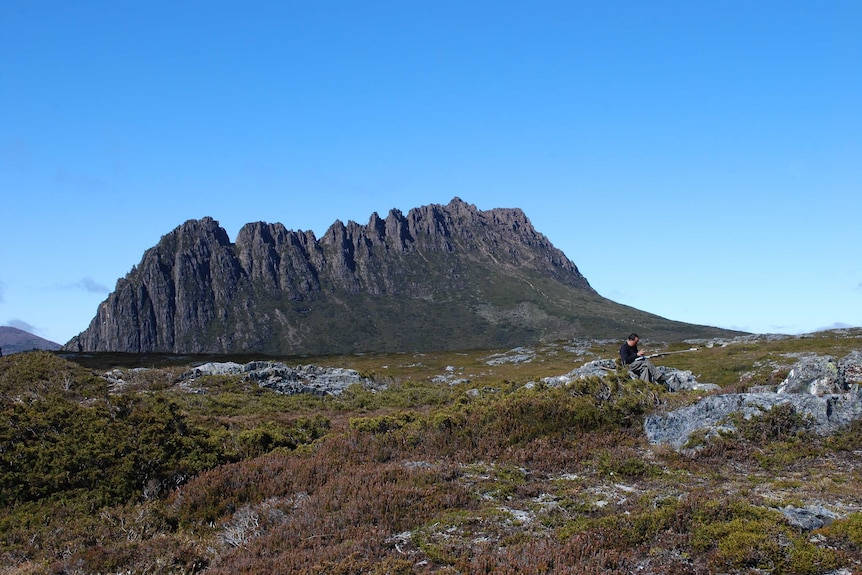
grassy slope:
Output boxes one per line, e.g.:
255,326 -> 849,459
3,329 -> 862,574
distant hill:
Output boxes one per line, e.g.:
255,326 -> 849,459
0,326 -> 61,355
66,198 -> 743,355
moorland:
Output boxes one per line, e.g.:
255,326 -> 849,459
3,330 -> 862,574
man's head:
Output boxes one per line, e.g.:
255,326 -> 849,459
627,333 -> 639,346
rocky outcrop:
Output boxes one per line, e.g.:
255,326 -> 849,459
657,368 -> 722,393
645,352 -> 862,449
544,359 -> 721,393
66,198 -> 740,355
776,353 -> 860,394
543,359 -> 618,384
180,361 -> 371,396
779,505 -> 838,531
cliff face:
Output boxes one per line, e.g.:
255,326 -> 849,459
66,198 -> 732,354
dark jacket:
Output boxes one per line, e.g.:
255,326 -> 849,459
620,342 -> 640,365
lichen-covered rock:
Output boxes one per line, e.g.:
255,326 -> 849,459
777,355 -> 846,395
646,352 -> 862,449
544,361 -> 720,393
180,361 -> 370,396
657,367 -> 721,392
840,350 -> 862,385
644,390 -> 862,449
486,347 -> 537,366
780,505 -> 838,531
542,359 -> 617,386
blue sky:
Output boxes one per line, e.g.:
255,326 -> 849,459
1,1 -> 860,345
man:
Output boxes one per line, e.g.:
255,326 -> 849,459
619,333 -> 663,384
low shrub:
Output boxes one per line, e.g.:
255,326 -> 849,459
734,402 -> 814,444
824,512 -> 862,546
350,411 -> 418,433
0,351 -> 106,400
236,415 -> 330,458
689,498 -> 840,574
826,419 -> 862,451
338,380 -> 456,412
0,393 -> 221,508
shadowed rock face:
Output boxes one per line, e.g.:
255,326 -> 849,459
65,198 -> 738,355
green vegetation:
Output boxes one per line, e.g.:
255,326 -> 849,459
2,330 -> 862,574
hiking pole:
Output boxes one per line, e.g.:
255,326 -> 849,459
645,347 -> 700,359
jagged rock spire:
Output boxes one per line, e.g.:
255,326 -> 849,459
66,198 -> 734,355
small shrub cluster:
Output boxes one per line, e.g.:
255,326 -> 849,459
551,491 -> 845,575
0,393 -> 218,508
825,513 -> 862,547
0,351 -> 106,400
688,497 -> 841,574
734,402 -> 814,444
681,402 -> 824,471
0,354 -> 334,570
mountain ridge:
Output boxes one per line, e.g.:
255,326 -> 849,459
66,198 -> 741,354
0,326 -> 61,355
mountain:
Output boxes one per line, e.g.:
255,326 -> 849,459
65,198 -> 741,355
0,326 -> 61,355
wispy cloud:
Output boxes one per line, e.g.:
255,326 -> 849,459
80,277 -> 110,293
0,280 -> 5,303
61,277 -> 110,294
814,322 -> 859,332
6,319 -> 37,333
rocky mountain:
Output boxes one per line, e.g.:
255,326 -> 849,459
0,326 -> 61,355
65,198 -> 740,355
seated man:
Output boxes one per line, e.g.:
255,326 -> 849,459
619,332 -> 663,384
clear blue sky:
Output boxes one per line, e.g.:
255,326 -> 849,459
2,1 -> 860,345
